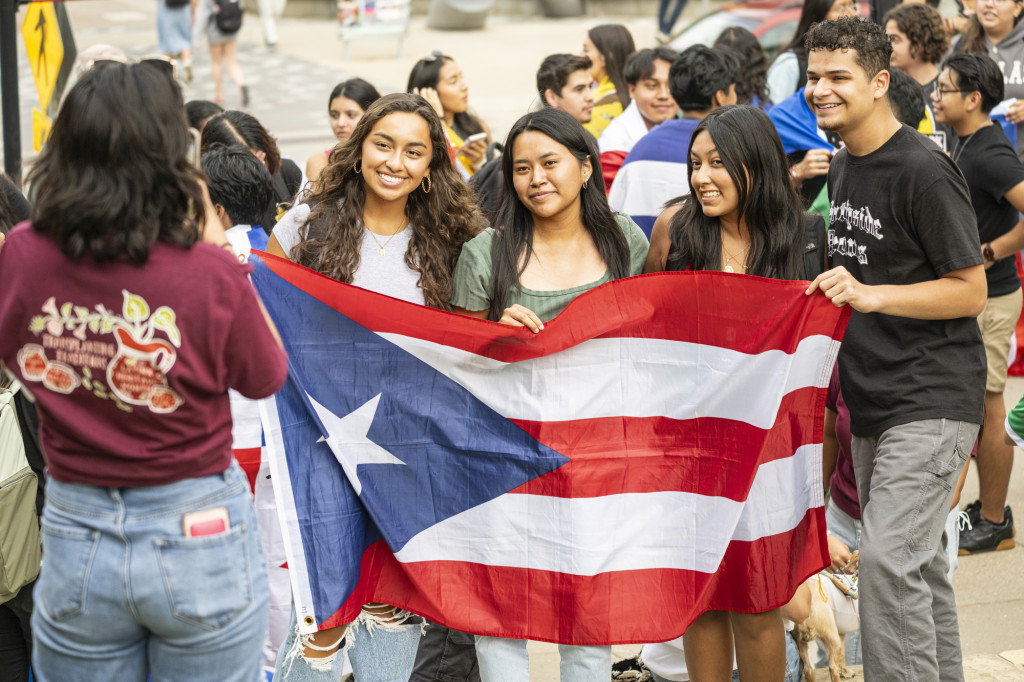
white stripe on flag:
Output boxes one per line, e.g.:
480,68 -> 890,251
259,394 -> 320,634
378,333 -> 838,429
394,444 -> 822,575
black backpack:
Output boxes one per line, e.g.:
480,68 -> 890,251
213,0 -> 243,34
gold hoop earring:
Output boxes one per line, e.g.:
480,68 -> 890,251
422,175 -> 431,194
353,160 -> 362,174
583,177 -> 589,190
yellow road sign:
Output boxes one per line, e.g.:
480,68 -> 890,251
32,108 -> 51,152
22,2 -> 64,111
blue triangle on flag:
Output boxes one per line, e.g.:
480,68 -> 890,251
255,260 -> 571,552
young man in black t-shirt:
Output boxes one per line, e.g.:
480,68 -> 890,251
933,52 -> 1024,555
805,17 -> 987,682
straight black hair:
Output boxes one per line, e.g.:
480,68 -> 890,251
943,52 -> 1006,113
201,110 -> 283,175
783,0 -> 837,54
622,46 -> 679,85
668,105 -> 804,280
328,78 -> 381,112
186,99 -> 224,131
714,27 -> 769,107
406,53 -> 484,139
588,24 -> 636,109
488,108 -> 630,320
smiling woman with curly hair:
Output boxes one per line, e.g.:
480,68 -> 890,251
267,92 -> 483,681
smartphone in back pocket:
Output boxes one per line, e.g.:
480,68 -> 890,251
182,506 -> 229,537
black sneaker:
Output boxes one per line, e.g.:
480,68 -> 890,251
963,498 -> 982,525
959,505 -> 1015,555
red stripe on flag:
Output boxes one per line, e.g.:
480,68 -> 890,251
322,509 -> 828,644
233,447 -> 261,493
257,253 -> 850,361
509,386 -> 824,499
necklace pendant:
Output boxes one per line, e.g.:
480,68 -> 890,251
724,264 -> 734,273
380,247 -> 385,257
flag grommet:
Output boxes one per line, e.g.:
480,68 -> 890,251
303,616 -> 315,625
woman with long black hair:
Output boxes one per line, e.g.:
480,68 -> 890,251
452,107 -> 648,681
645,104 -> 825,682
581,24 -> 637,139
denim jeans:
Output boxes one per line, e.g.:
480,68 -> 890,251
275,601 -> 422,682
852,419 -> 975,682
475,636 -> 609,682
32,462 -> 268,682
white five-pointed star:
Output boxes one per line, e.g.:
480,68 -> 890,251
307,392 -> 405,495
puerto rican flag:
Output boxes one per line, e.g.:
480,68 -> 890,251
251,252 -> 848,645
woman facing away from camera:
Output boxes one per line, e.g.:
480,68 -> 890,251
451,107 -> 649,681
645,104 -> 825,682
267,92 -> 484,682
0,61 -> 286,682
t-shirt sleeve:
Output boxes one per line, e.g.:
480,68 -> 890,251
451,230 -> 494,312
1006,394 -> 1024,450
220,260 -> 288,399
979,137 -> 1024,202
615,213 -> 651,275
766,52 -> 799,105
271,202 -> 311,260
913,163 -> 983,276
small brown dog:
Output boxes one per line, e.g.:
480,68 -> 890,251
792,551 -> 860,682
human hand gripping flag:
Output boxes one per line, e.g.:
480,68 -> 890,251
251,252 -> 849,645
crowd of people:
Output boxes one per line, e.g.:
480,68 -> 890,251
1,1 -> 1023,680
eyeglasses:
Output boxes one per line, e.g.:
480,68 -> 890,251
934,88 -> 972,96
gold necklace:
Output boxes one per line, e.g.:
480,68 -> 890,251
722,243 -> 750,273
364,217 -> 407,257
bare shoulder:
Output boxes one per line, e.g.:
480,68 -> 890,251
644,203 -> 683,273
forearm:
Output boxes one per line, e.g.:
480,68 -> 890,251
868,269 -> 986,319
989,217 -> 1024,261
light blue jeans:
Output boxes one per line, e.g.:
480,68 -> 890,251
275,601 -> 422,681
475,636 -> 609,682
32,462 -> 268,682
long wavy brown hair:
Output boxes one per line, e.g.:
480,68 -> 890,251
291,93 -> 483,310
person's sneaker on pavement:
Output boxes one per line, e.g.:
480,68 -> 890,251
958,505 -> 1015,555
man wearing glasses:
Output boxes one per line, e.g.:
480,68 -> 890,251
933,52 -> 1024,557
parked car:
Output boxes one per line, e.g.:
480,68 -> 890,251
669,0 -> 868,60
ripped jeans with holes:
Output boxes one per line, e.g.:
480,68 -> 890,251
275,600 -> 424,682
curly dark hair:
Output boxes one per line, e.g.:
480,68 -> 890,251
291,93 -> 483,310
805,16 -> 893,80
27,61 -> 203,264
714,27 -> 769,107
884,3 -> 949,66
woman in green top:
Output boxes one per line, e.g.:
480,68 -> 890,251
450,108 -> 648,681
